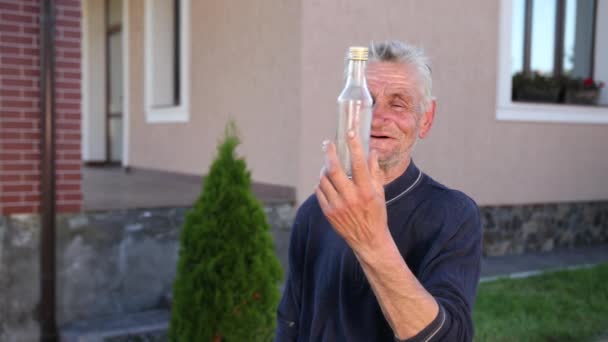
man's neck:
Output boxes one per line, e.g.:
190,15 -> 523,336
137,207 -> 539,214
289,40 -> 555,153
380,156 -> 411,186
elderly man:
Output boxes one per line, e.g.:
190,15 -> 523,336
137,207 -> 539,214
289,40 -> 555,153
275,40 -> 482,342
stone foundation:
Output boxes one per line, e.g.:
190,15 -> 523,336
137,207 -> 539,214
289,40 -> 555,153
481,201 -> 608,256
0,203 -> 294,341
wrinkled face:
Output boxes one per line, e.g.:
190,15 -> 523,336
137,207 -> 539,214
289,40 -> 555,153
366,61 -> 434,170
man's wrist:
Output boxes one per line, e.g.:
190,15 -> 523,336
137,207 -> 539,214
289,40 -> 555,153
353,227 -> 399,267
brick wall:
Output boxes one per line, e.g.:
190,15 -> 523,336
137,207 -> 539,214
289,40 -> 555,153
0,0 -> 82,215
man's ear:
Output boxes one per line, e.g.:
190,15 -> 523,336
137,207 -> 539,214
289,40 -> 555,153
418,99 -> 436,139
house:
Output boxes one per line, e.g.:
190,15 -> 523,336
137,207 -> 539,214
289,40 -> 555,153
81,0 -> 608,253
1,0 -> 607,340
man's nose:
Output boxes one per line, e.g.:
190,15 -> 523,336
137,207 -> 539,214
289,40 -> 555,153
372,106 -> 391,125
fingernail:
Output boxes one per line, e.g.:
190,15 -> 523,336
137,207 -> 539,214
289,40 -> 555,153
347,130 -> 355,139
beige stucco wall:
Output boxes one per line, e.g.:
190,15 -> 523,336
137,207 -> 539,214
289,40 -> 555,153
127,0 -> 608,206
127,0 -> 301,187
297,0 -> 608,206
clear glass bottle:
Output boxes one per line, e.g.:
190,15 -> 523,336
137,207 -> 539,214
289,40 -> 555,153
336,46 -> 373,177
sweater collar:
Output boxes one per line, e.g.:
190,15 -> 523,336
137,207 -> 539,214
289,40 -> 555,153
384,160 -> 423,205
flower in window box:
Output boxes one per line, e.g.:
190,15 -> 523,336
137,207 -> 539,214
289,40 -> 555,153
564,77 -> 604,105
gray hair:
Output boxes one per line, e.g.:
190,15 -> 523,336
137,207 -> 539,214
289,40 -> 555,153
368,40 -> 433,114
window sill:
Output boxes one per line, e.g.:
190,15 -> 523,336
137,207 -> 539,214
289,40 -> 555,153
146,105 -> 189,123
496,102 -> 608,124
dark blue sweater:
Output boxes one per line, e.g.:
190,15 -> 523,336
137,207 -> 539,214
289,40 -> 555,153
275,161 -> 482,341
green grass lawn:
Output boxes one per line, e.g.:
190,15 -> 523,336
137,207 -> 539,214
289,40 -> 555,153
474,263 -> 608,342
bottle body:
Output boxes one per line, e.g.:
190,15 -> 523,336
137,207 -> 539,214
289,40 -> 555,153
336,49 -> 373,176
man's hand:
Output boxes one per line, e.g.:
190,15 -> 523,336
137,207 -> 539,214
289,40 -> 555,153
315,130 -> 389,255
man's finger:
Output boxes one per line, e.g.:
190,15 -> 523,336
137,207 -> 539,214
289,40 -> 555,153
324,141 -> 354,195
346,129 -> 371,186
319,174 -> 341,206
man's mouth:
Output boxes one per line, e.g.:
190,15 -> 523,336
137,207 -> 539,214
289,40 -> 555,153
371,134 -> 392,140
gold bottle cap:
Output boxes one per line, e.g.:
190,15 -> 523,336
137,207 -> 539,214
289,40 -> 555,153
348,46 -> 368,61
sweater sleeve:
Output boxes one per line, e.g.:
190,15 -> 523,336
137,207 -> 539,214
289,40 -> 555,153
274,200 -> 311,342
400,196 -> 483,342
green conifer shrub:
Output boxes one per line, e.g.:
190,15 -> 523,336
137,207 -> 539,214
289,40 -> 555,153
169,123 -> 283,342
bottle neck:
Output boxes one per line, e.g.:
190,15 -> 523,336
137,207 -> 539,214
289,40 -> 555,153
345,59 -> 367,87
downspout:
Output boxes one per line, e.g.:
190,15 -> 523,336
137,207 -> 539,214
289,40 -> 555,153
39,0 -> 58,341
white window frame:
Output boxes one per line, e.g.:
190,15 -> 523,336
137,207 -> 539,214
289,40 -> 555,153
144,0 -> 190,123
496,0 -> 608,124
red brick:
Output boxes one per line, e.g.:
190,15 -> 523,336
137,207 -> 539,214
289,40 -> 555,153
23,194 -> 41,202
1,56 -> 36,66
22,47 -> 39,56
56,163 -> 79,171
55,40 -> 79,49
0,45 -> 20,54
0,35 -> 34,45
23,68 -> 40,77
22,174 -> 41,182
1,12 -> 35,22
61,29 -> 80,39
0,194 -> 22,203
56,143 -> 80,150
56,0 -> 81,7
56,122 -> 79,130
0,173 -> 21,182
58,113 -> 80,121
56,19 -> 79,29
0,152 -> 21,160
61,92 -> 80,100
0,12 -> 35,23
57,157 -> 82,165
22,132 -> 41,140
0,89 -> 21,97
60,9 -> 80,18
22,25 -> 39,35
1,163 -> 35,172
2,184 -> 34,192
22,5 -> 39,14
0,2 -> 20,11
61,71 -> 80,79
2,78 -> 34,87
55,60 -> 79,69
61,133 -> 81,141
0,67 -> 20,75
1,142 -> 35,151
56,81 -> 80,89
1,100 -> 37,109
55,102 -> 79,110
0,131 -> 21,139
1,120 -> 35,129
22,90 -> 39,98
2,205 -> 39,215
22,152 -> 40,160
61,51 -> 81,61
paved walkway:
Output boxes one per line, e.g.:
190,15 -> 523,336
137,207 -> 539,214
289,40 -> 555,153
480,245 -> 608,281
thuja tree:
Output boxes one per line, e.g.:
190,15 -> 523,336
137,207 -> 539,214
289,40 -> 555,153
169,123 -> 283,342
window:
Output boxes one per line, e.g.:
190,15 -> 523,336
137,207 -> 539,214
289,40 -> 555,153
144,0 -> 190,123
496,0 -> 608,123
